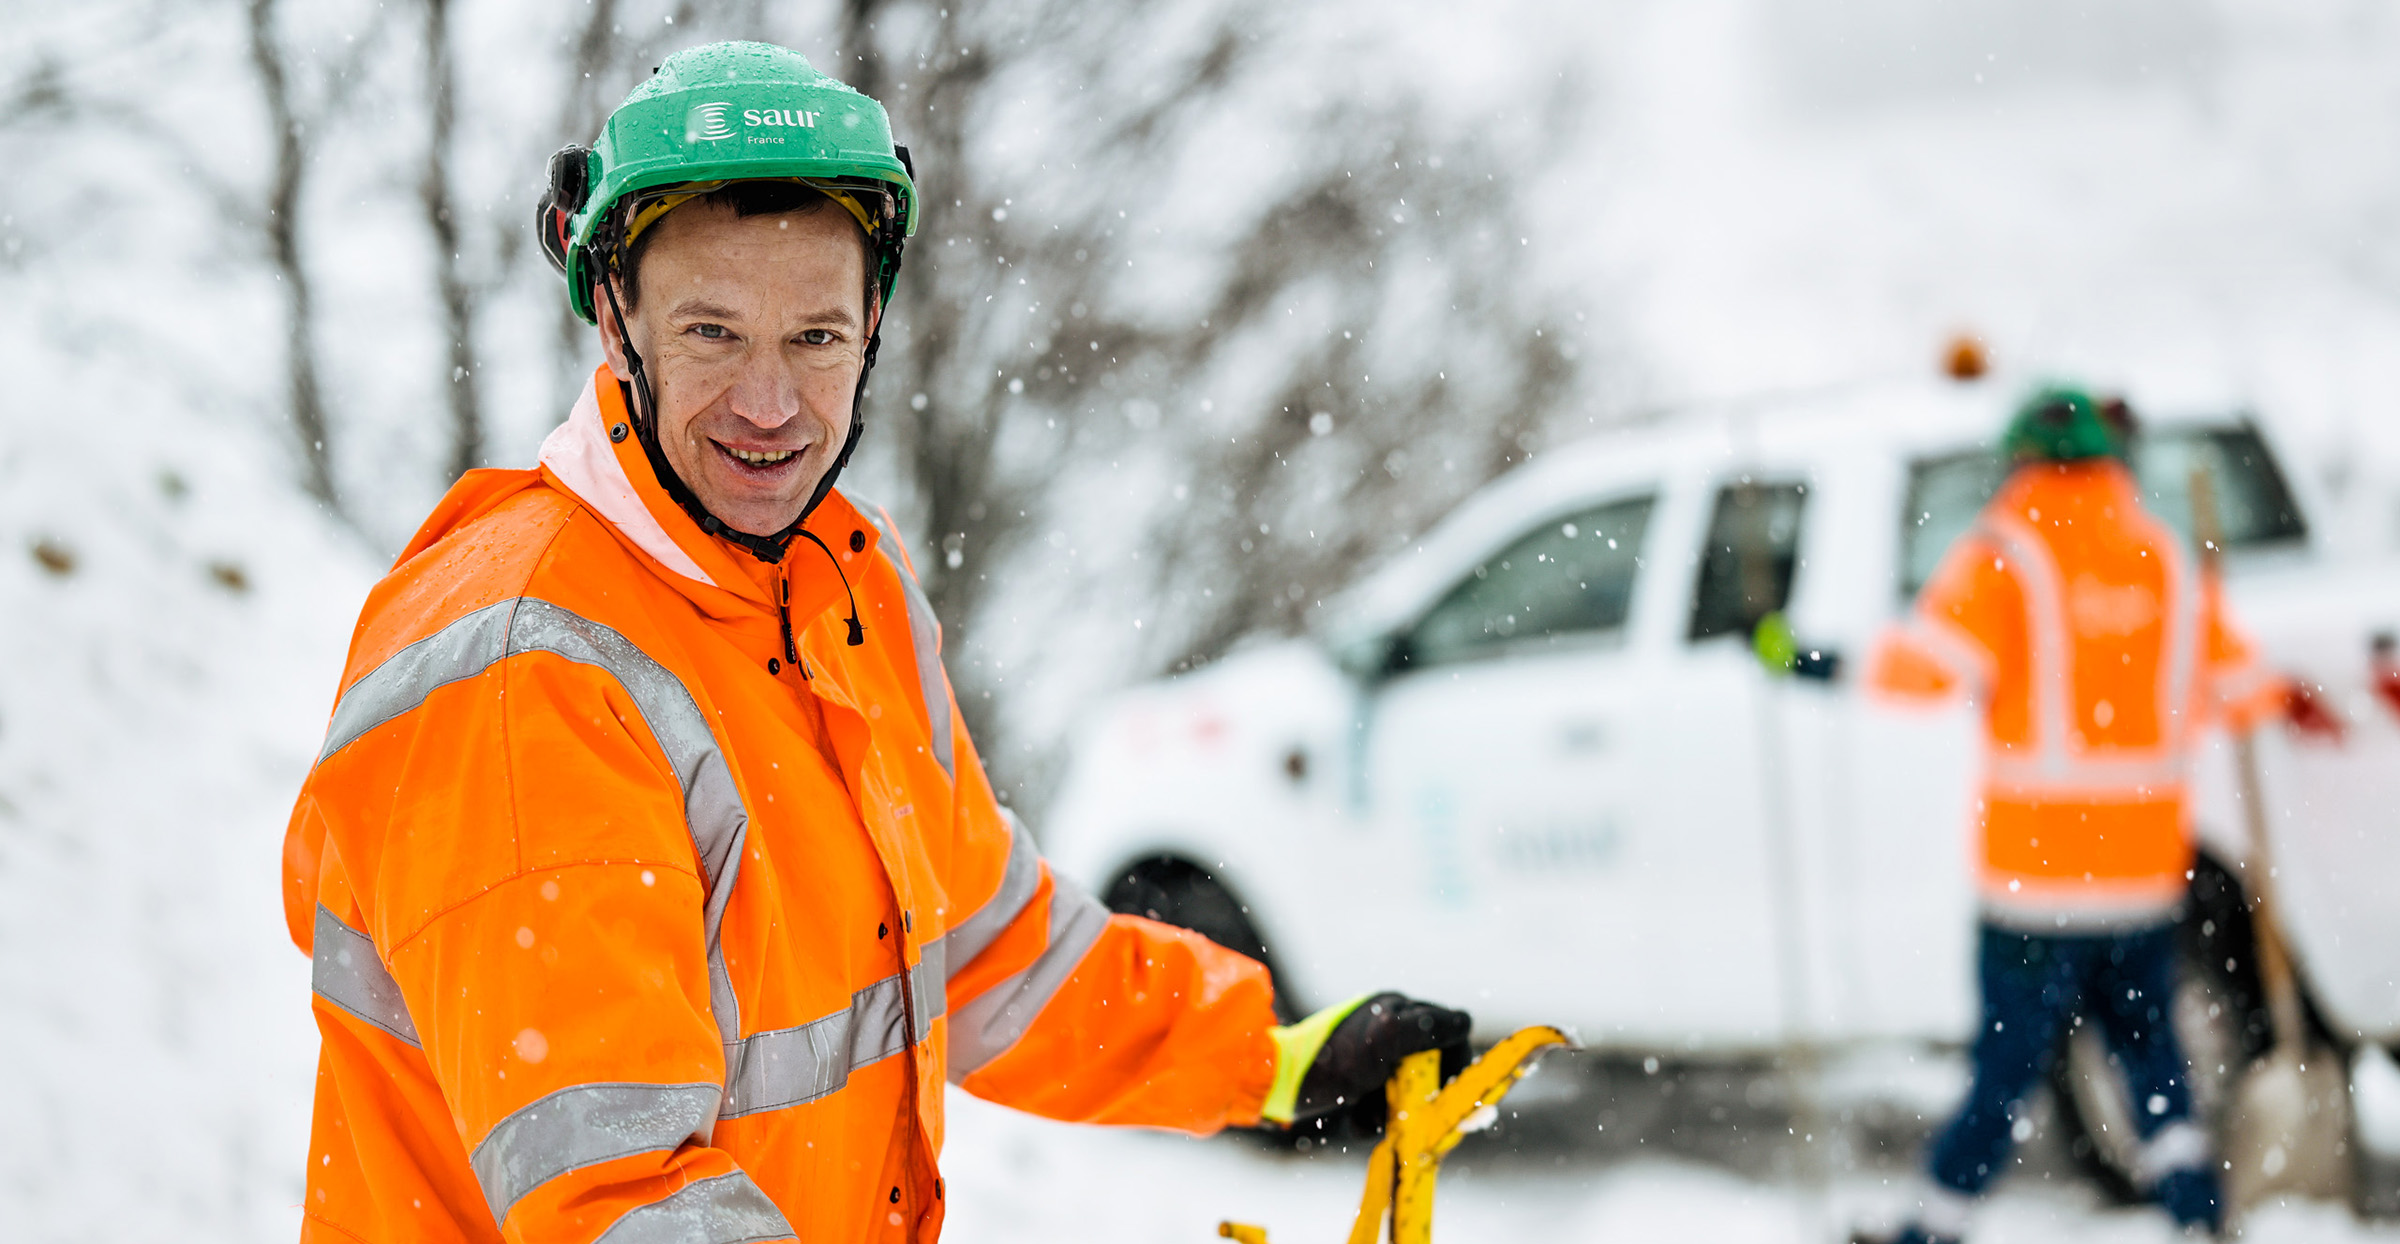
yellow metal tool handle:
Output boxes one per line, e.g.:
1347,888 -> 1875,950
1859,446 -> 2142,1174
1351,1027 -> 1574,1244
1223,1026 -> 1572,1244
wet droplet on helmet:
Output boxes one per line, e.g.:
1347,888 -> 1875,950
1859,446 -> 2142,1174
609,422 -> 629,443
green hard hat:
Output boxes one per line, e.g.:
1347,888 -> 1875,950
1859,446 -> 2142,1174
537,41 -> 919,325
2001,384 -> 2126,463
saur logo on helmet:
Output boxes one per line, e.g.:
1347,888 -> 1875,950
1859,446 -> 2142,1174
684,101 -> 736,143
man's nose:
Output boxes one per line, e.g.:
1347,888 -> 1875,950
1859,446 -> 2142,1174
725,355 -> 802,429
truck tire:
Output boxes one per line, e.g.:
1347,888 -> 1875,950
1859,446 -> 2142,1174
2050,853 -> 2260,1204
1098,857 -> 1393,1146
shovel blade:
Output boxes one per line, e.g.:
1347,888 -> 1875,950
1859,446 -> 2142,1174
2225,1048 -> 2351,1217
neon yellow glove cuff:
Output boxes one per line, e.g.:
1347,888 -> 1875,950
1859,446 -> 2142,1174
1261,992 -> 1373,1126
1752,610 -> 1798,675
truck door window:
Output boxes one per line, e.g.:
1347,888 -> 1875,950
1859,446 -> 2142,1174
1899,424 -> 2306,601
1403,495 -> 1655,668
1687,480 -> 1809,641
1900,449 -> 2007,599
2132,425 -> 2308,550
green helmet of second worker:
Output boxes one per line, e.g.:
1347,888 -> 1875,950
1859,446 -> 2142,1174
2001,384 -> 2129,464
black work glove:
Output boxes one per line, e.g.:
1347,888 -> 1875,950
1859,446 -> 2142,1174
1263,992 -> 1472,1128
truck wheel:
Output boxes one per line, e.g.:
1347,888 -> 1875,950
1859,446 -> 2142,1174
1100,856 -> 1295,1021
2050,854 -> 2256,1204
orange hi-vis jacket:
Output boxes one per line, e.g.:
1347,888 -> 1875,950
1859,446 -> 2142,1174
282,369 -> 1278,1244
1871,460 -> 2285,930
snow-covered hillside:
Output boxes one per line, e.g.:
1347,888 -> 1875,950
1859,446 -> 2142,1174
0,332 -> 376,1238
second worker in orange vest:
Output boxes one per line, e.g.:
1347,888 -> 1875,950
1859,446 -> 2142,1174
1863,387 -> 2298,1243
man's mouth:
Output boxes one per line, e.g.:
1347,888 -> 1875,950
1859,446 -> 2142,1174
714,441 -> 802,472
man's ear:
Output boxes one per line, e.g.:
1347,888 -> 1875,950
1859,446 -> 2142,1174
594,281 -> 636,382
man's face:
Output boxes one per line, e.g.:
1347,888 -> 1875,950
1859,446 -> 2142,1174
596,199 -> 878,537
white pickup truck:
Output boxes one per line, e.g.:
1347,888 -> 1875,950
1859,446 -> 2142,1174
1042,372 -> 2400,1191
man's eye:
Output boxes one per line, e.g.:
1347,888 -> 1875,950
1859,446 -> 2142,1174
692,324 -> 728,340
799,329 -> 836,346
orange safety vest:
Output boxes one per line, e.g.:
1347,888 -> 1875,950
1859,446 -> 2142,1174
282,369 -> 1277,1244
1871,460 -> 2284,929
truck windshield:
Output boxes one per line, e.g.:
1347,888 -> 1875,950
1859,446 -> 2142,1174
1402,494 -> 1656,668
1899,424 -> 2308,600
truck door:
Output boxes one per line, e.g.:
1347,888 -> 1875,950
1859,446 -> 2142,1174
1639,478 -> 1814,1043
1360,492 -> 1688,1031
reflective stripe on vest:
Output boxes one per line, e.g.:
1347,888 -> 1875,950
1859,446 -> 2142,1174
938,809 -> 1043,971
947,871 -> 1113,1079
590,1169 -> 794,1244
720,959 -> 947,1118
856,505 -> 955,779
312,905 -> 419,1048
472,1081 -> 721,1226
319,597 -> 756,1048
1974,514 -> 2201,796
712,762 -> 1050,1116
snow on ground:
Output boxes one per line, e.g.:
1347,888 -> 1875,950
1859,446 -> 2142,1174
939,1076 -> 2400,1244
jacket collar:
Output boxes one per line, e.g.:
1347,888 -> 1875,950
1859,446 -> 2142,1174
538,366 -> 878,626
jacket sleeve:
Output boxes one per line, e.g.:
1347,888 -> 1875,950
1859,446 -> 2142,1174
935,698 -> 1278,1134
353,647 -> 790,1244
1869,533 -> 2011,705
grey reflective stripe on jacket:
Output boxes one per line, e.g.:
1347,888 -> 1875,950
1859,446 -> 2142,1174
947,872 -> 1113,1079
937,809 -> 1043,972
311,905 -> 418,1048
720,958 -> 946,1118
854,506 -> 955,779
472,1081 -> 721,1226
592,1170 -> 795,1244
315,596 -> 756,1051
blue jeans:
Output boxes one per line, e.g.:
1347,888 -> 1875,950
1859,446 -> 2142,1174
1928,923 -> 2200,1197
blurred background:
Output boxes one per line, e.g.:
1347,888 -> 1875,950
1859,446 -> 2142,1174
7,0 -> 2400,1240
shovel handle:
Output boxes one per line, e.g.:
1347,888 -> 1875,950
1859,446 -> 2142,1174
2193,465 -> 2308,1055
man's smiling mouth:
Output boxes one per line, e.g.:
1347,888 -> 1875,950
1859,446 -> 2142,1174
717,442 -> 800,468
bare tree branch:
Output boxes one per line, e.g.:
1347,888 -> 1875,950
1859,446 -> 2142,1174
416,0 -> 485,480
246,0 -> 341,512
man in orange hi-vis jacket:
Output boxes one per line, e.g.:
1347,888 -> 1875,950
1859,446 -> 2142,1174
1860,387 -> 2302,1244
282,43 -> 1467,1244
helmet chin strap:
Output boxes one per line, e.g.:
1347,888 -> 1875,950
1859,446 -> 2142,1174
596,271 -> 877,567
